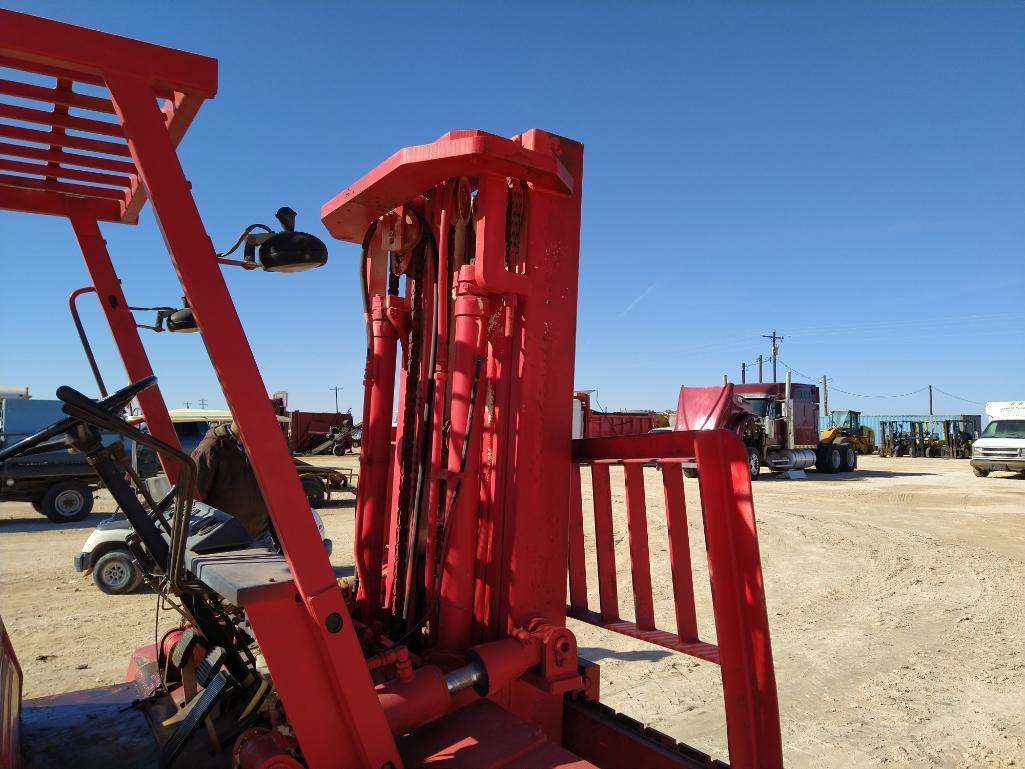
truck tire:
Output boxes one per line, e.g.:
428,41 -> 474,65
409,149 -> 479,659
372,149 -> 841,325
840,445 -> 857,472
332,444 -> 348,457
40,480 -> 93,523
300,476 -> 327,508
972,466 -> 989,478
92,548 -> 143,595
683,467 -> 698,479
816,445 -> 842,474
746,447 -> 761,480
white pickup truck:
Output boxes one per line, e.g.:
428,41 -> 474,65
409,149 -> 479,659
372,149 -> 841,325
971,401 -> 1025,477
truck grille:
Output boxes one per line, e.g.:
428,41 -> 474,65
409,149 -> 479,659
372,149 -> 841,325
975,448 -> 1019,460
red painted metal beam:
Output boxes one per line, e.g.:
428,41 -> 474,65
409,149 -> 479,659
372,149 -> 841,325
0,172 -> 126,202
660,462 -> 699,642
692,431 -> 782,769
0,140 -> 137,174
0,77 -> 116,113
0,10 -> 216,99
0,156 -> 130,187
0,102 -> 124,138
0,185 -> 122,221
321,130 -> 573,243
623,461 -> 655,631
590,463 -> 619,624
104,70 -> 398,768
69,214 -> 180,481
567,464 -> 588,612
0,122 -> 132,157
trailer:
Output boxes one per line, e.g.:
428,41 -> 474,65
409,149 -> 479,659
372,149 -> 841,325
572,391 -> 657,438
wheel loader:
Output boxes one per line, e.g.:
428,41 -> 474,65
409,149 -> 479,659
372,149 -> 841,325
820,409 -> 876,454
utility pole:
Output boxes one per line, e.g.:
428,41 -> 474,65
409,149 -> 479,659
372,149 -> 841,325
821,375 -> 828,417
741,362 -> 747,384
762,330 -> 784,382
757,354 -> 763,383
184,401 -> 191,409
928,384 -> 933,416
330,385 -> 343,414
198,398 -> 208,409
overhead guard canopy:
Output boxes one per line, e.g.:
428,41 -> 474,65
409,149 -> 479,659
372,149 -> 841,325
0,9 -> 216,224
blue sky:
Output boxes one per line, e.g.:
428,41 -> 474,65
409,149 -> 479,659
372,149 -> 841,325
1,1 -> 1022,417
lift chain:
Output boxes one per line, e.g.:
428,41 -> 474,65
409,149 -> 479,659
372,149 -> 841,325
505,178 -> 525,271
390,240 -> 427,619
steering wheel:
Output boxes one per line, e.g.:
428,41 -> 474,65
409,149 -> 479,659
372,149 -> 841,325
0,376 -> 157,462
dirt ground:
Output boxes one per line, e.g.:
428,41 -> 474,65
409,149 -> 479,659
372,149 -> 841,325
1,453 -> 1022,768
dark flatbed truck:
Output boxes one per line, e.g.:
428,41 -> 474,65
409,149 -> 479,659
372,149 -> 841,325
1,398 -> 98,522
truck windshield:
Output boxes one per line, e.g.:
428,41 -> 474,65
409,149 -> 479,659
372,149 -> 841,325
743,397 -> 770,417
981,420 -> 1025,439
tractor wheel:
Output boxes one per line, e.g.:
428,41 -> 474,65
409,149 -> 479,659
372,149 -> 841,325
40,480 -> 93,523
746,447 -> 761,481
840,444 -> 857,472
816,445 -> 842,474
300,476 -> 327,508
972,466 -> 989,478
92,548 -> 143,595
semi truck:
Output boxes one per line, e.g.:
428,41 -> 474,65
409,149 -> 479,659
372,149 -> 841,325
971,401 -> 1025,477
0,397 -> 100,521
676,374 -> 859,479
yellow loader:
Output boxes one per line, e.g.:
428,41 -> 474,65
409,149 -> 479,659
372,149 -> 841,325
820,410 -> 876,454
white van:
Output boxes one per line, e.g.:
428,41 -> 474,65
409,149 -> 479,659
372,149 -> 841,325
971,401 -> 1025,477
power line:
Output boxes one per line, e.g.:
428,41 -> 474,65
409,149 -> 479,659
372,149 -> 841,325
777,358 -> 976,402
825,384 -> 929,399
932,386 -> 985,406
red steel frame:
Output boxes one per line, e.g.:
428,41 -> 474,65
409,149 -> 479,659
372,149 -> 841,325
570,430 -> 783,769
323,129 -> 585,743
0,11 -> 398,768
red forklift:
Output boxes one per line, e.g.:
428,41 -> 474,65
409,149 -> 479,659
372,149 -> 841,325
0,11 -> 782,769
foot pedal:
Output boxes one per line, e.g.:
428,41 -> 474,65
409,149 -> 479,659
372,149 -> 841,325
159,671 -> 228,769
170,628 -> 199,669
196,646 -> 225,688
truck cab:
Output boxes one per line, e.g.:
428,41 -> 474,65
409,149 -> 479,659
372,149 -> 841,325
676,378 -> 858,479
0,396 -> 101,521
971,401 -> 1025,477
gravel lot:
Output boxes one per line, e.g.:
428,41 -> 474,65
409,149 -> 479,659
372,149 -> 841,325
1,453 -> 1022,768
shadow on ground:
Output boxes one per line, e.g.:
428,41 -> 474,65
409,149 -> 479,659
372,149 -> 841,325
577,646 -> 673,663
778,469 -> 936,482
323,497 -> 356,509
0,511 -> 108,533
